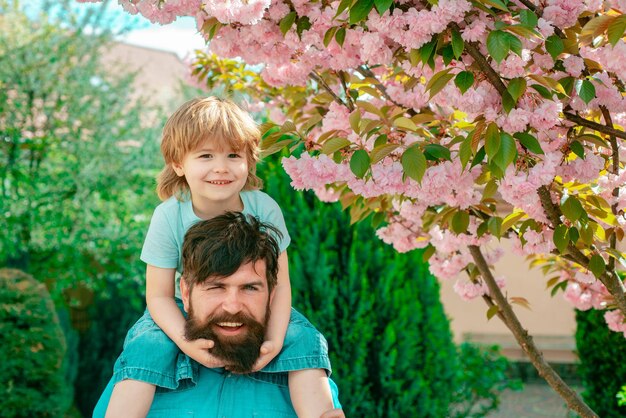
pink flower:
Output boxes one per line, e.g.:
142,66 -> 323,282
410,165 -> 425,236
281,153 -> 349,190
543,0 -> 585,29
563,55 -> 584,77
202,0 -> 270,25
321,101 -> 352,134
605,310 -> 626,336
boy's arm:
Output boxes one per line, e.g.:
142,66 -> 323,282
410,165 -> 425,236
289,369 -> 336,418
252,250 -> 291,370
146,265 -> 224,368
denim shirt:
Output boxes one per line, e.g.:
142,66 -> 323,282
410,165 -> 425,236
93,309 -> 341,417
94,367 -> 341,418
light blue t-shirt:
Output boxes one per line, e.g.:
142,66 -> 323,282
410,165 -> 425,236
140,190 -> 291,297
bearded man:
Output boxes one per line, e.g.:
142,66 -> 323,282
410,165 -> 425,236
94,212 -> 344,418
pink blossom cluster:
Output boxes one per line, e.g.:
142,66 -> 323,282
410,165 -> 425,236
542,0 -> 585,29
281,153 -> 350,190
581,42 -> 626,85
453,276 -> 505,301
558,152 -> 605,184
605,309 -> 626,337
511,226 -> 556,256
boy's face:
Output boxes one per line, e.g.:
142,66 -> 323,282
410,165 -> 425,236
172,138 -> 249,216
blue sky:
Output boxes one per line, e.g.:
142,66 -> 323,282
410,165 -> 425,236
26,0 -> 206,57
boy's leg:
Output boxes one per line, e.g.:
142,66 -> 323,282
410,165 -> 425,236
105,380 -> 156,418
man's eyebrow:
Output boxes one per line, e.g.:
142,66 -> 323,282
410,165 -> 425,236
243,280 -> 265,287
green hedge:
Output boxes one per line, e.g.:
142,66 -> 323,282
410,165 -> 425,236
576,308 -> 626,417
261,157 -> 458,417
0,268 -> 72,417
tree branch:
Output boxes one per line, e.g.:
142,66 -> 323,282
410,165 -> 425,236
537,185 -> 626,315
308,71 -> 348,109
449,22 -> 507,96
468,245 -> 598,418
564,111 -> 626,141
600,105 -> 620,272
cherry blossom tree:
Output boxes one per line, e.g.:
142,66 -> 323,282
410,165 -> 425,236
78,0 -> 626,415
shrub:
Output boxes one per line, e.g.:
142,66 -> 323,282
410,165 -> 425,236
576,308 -> 626,417
449,343 -> 521,418
0,268 -> 71,417
260,157 -> 458,417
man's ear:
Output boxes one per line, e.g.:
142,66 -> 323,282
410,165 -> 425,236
180,278 -> 190,313
171,162 -> 185,177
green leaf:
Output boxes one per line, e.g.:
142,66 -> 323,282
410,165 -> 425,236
422,244 -> 436,262
580,224 -> 594,245
608,14 -> 626,46
588,254 -> 606,278
486,305 -> 500,320
454,71 -> 474,94
335,0 -> 352,17
550,280 -> 568,297
506,32 -> 523,57
530,84 -> 553,99
553,224 -> 569,253
480,0 -> 509,12
488,216 -> 503,238
425,68 -> 455,99
350,149 -> 371,178
393,116 -> 418,131
570,140 -> 585,159
507,77 -> 527,101
545,35 -> 564,60
459,136 -> 473,170
424,143 -> 451,161
487,30 -> 510,63
335,27 -> 346,47
502,91 -> 516,113
401,146 -> 427,183
576,79 -> 596,104
370,143 -> 399,164
323,27 -> 338,47
493,133 -> 517,171
485,123 -> 500,160
451,29 -> 465,59
561,196 -> 584,222
419,37 -> 437,64
279,12 -> 297,36
568,227 -> 580,244
349,0 -> 375,24
519,10 -> 538,28
514,132 -> 544,154
296,16 -> 312,38
321,137 -> 352,155
470,146 -> 486,168
451,211 -> 470,234
374,0 -> 394,14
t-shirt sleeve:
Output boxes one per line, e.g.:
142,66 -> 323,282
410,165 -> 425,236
254,193 -> 291,253
140,205 -> 180,269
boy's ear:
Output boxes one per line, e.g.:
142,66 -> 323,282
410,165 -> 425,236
180,278 -> 190,313
172,162 -> 184,177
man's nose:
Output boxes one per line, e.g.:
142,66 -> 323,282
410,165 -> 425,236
221,290 -> 242,314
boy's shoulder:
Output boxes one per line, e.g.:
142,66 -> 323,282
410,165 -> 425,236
241,190 -> 278,207
153,195 -> 189,216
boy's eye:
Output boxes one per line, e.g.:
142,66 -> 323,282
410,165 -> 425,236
228,153 -> 241,158
199,154 -> 213,159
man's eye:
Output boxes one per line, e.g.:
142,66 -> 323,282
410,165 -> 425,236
243,285 -> 258,291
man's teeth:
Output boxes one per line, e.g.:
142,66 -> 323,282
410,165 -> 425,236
218,322 -> 243,328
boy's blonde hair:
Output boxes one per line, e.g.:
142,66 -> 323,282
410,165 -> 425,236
157,96 -> 262,201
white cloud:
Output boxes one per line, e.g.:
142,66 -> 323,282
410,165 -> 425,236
120,26 -> 207,58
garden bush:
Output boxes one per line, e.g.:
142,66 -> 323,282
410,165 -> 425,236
576,308 -> 626,417
0,268 -> 71,417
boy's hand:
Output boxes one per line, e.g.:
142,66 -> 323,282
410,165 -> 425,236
181,338 -> 226,369
251,340 -> 281,371
320,409 -> 346,418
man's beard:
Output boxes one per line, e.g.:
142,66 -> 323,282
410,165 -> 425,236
184,304 -> 268,373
